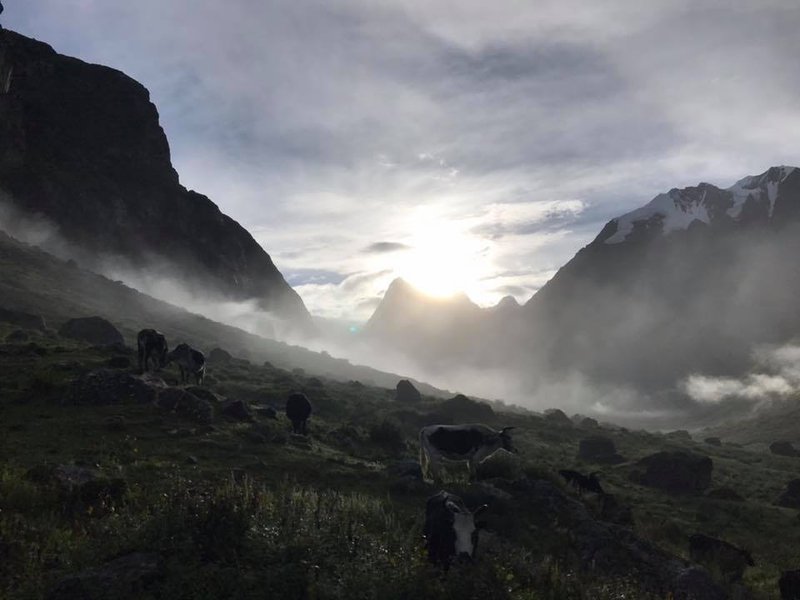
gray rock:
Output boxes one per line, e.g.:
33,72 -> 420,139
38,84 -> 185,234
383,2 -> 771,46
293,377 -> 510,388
770,441 -> 799,457
58,316 -> 124,347
207,347 -> 232,364
775,479 -> 800,509
384,460 -> 423,481
395,379 -> 421,403
704,437 -> 722,447
254,405 -> 278,419
631,451 -> 713,494
544,408 -> 573,426
69,370 -> 165,405
578,436 -> 625,464
155,388 -> 213,424
220,398 -> 252,421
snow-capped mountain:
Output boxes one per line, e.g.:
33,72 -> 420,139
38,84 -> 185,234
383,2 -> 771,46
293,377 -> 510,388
599,166 -> 798,244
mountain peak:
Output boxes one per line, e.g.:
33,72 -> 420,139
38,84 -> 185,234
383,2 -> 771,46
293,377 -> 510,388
600,166 -> 799,245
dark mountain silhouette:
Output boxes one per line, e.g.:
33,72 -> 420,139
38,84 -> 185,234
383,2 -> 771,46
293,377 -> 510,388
0,29 -> 312,331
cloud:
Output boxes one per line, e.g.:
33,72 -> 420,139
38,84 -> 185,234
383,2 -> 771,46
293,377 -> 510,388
5,0 -> 800,322
363,242 -> 411,254
682,344 -> 800,404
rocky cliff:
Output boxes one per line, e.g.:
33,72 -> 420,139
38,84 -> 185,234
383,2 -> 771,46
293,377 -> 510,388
0,29 -> 312,331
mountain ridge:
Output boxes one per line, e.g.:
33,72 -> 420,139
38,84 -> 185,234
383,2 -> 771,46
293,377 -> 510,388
0,29 -> 312,332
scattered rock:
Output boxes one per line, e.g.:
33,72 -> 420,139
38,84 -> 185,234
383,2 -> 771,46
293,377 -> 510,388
544,408 -> 573,426
704,437 -> 722,447
706,487 -> 745,502
631,451 -> 713,494
207,347 -> 232,364
254,405 -> 278,419
69,370 -> 165,405
325,425 -> 363,452
58,316 -> 124,347
220,398 -> 252,421
25,464 -> 127,518
688,533 -> 754,584
775,479 -> 800,509
155,388 -> 213,424
476,448 -> 524,480
184,386 -> 222,405
433,394 -> 495,422
770,441 -> 799,457
5,329 -> 29,342
48,552 -> 161,600
307,377 -> 324,387
0,307 -> 47,331
580,417 -> 600,429
665,430 -> 692,441
395,379 -> 421,403
780,569 -> 800,600
578,436 -> 625,464
107,356 -> 131,369
185,455 -> 198,465
673,567 -> 727,600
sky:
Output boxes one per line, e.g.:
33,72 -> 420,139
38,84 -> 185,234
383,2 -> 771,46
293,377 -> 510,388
5,0 -> 800,321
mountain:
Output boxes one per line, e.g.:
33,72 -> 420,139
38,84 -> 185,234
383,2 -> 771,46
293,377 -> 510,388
0,29 -> 312,331
364,167 -> 800,400
363,278 -> 522,369
521,165 -> 800,388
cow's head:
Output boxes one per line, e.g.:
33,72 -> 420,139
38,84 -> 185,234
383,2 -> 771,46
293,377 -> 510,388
425,491 -> 489,565
499,427 -> 517,453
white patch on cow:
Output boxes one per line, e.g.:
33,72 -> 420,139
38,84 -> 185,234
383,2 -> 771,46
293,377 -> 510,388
452,512 -> 476,556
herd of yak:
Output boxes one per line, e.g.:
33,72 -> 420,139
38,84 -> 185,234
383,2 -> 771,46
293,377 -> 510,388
133,328 -> 800,597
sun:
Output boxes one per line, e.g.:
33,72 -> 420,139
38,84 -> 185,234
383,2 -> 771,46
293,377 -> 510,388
395,220 -> 483,299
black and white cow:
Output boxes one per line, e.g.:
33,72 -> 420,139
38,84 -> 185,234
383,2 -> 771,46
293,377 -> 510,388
689,533 -> 754,583
419,424 -> 516,483
423,491 -> 488,567
167,343 -> 205,385
558,469 -> 605,497
286,392 -> 312,435
137,329 -> 168,373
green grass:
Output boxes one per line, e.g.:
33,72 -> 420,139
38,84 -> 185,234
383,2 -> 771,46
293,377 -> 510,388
1,324 -> 800,599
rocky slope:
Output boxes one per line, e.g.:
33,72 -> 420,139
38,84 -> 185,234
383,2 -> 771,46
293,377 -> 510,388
0,29 -> 311,331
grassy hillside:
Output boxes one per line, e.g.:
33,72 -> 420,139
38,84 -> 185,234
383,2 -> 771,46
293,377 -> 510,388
0,231 -> 444,395
1,321 -> 799,598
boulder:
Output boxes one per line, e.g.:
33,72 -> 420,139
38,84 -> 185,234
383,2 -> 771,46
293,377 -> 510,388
775,479 -> 800,509
688,533 -> 754,584
58,316 -> 124,347
207,347 -> 232,364
599,493 -> 634,526
544,408 -> 573,426
220,398 -> 252,421
434,394 -> 495,422
631,451 -> 713,494
580,417 -> 600,429
578,436 -> 625,464
254,405 -> 278,419
384,460 -> 423,482
770,441 -> 799,457
48,552 -> 161,600
69,370 -> 165,405
395,379 -> 421,403
780,570 -> 800,600
0,307 -> 47,331
184,386 -> 223,405
665,430 -> 692,441
704,437 -> 722,447
155,388 -> 213,424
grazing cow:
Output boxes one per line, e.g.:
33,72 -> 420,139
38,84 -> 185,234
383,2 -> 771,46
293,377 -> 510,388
419,424 -> 516,483
559,469 -> 605,497
423,491 -> 488,567
689,534 -> 754,583
780,570 -> 800,600
167,343 -> 205,385
137,329 -> 168,373
286,392 -> 312,435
